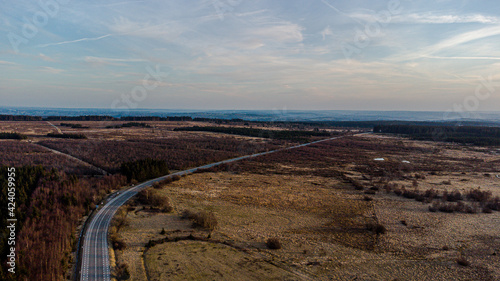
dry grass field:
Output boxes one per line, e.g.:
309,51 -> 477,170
2,121 -> 499,280
113,134 -> 500,280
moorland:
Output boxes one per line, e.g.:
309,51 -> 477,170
1,116 -> 499,280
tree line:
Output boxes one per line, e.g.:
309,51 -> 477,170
374,124 -> 500,146
174,126 -> 333,142
106,122 -> 151,129
0,132 -> 27,140
47,133 -> 87,139
59,123 -> 89,129
120,158 -> 170,182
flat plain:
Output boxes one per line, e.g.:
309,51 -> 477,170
1,120 -> 499,280
113,133 -> 500,281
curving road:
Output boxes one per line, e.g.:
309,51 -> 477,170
77,133 -> 363,280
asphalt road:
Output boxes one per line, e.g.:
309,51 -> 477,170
77,133 -> 361,280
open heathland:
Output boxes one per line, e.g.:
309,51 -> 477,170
114,133 -> 500,280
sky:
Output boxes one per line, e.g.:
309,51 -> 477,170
1,0 -> 500,111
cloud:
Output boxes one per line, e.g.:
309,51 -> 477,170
395,13 -> 500,24
321,26 -> 333,40
109,17 -> 187,40
39,53 -> 56,62
92,1 -> 145,8
41,67 -> 64,74
248,22 -> 304,43
422,55 -> 500,60
37,34 -> 113,48
84,56 -> 147,66
0,60 -> 17,65
389,25 -> 500,61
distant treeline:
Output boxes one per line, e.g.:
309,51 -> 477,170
174,126 -> 333,142
60,123 -> 89,129
272,120 -> 500,129
2,114 -> 500,129
0,132 -> 27,139
47,133 -> 87,139
121,116 -> 192,121
106,122 -> 151,129
374,124 -> 500,146
0,115 -> 42,121
120,158 -> 170,182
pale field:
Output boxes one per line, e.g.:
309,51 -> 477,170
114,134 -> 500,281
0,120 -> 266,140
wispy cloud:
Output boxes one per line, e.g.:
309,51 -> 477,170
395,13 -> 500,24
422,55 -> 500,60
37,34 -> 113,48
248,22 -> 304,44
0,60 -> 17,65
84,56 -> 147,66
92,1 -> 145,8
109,17 -> 187,40
41,67 -> 64,74
321,26 -> 333,40
389,25 -> 500,61
39,53 -> 56,62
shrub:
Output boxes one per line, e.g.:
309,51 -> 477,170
415,173 -> 426,180
366,223 -> 386,235
402,188 -> 419,199
428,203 -> 438,212
423,189 -> 438,200
456,256 -> 470,266
394,188 -> 402,196
180,209 -> 197,220
447,190 -> 463,202
266,237 -> 282,249
352,179 -> 364,190
412,179 -> 418,187
462,203 -> 477,214
466,188 -> 492,203
486,196 -> 500,211
383,183 -> 393,193
137,188 -> 173,212
438,202 -> 456,213
160,177 -> 173,184
111,234 -> 127,250
114,263 -> 130,280
181,209 -> 218,230
193,211 -> 218,230
482,207 -> 493,214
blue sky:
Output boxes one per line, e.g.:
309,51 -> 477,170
1,0 -> 499,111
